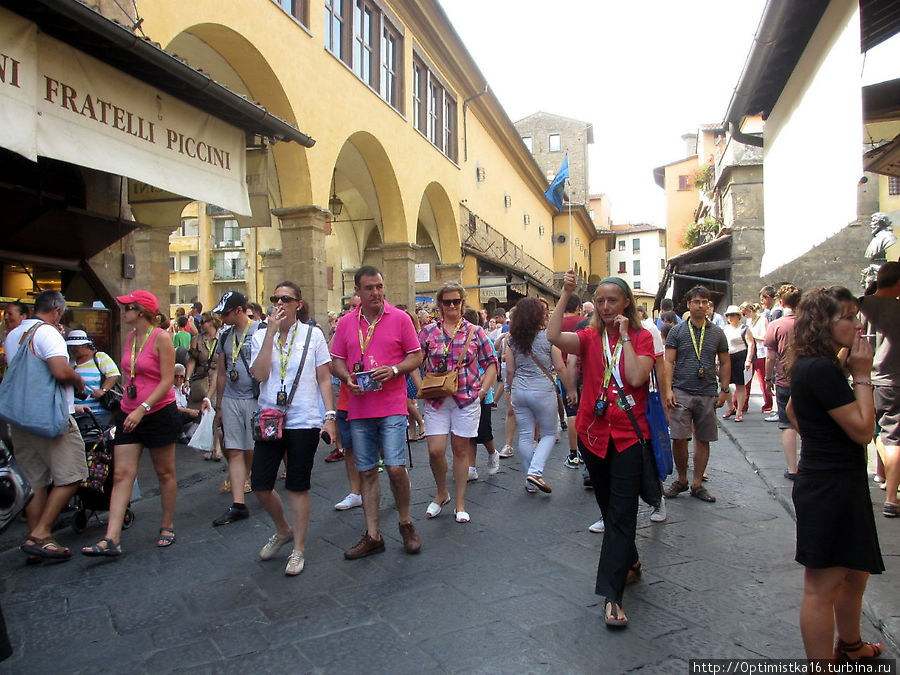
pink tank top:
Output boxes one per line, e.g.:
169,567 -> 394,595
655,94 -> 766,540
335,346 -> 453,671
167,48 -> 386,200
120,328 -> 176,414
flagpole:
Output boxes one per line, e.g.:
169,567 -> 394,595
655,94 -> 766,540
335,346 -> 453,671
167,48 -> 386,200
567,178 -> 573,271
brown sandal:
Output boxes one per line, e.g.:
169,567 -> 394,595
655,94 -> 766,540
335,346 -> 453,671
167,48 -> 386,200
625,562 -> 642,585
834,638 -> 883,661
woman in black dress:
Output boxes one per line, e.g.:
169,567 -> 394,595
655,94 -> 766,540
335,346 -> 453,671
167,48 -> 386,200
786,286 -> 884,661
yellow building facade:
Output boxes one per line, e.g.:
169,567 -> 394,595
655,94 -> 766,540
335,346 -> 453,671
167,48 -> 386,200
133,0 -> 601,319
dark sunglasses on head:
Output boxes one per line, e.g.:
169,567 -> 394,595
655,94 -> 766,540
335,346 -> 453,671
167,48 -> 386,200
441,298 -> 462,307
270,295 -> 299,304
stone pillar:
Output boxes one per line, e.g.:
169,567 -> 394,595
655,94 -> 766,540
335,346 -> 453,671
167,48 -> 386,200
132,226 -> 174,305
272,206 -> 329,326
258,250 -> 285,306
380,242 -> 416,309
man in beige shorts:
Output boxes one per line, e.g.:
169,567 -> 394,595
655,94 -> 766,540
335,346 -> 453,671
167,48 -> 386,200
662,286 -> 730,503
3,290 -> 87,562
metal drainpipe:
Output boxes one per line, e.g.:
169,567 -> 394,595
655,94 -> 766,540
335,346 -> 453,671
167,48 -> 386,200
462,86 -> 490,162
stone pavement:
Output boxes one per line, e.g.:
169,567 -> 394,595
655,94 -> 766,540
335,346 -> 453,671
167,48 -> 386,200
718,391 -> 900,656
0,397 -> 896,673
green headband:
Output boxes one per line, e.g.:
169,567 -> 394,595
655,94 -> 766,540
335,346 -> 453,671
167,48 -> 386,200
598,277 -> 631,295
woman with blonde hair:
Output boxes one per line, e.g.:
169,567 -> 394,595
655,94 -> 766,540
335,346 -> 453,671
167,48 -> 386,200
787,286 -> 884,661
419,282 -> 498,523
82,290 -> 178,556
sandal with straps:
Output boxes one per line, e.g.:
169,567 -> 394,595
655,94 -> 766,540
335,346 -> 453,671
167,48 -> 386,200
604,598 -> 628,629
834,638 -> 883,661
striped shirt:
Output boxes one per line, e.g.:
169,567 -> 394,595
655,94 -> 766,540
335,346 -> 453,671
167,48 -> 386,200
73,351 -> 120,416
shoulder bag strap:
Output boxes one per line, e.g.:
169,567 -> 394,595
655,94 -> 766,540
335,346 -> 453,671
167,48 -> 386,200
454,328 -> 474,372
611,377 -> 646,445
528,351 -> 556,386
237,330 -> 255,378
285,325 -> 314,407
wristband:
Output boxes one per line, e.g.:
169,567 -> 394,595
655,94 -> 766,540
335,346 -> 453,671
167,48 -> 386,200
324,410 -> 336,416
852,380 -> 874,388
141,401 -> 152,412
620,337 -> 632,343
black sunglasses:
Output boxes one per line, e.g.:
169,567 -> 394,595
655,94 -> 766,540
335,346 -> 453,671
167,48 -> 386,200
270,295 -> 299,304
441,298 -> 462,307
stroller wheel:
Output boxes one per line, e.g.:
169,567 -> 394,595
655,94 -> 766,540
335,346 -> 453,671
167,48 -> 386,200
123,508 -> 135,529
72,510 -> 88,534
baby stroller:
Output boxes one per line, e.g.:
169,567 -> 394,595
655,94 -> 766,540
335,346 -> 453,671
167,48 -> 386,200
72,411 -> 134,534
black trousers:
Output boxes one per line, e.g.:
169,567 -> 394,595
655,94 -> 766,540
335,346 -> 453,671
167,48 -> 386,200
579,437 -> 642,604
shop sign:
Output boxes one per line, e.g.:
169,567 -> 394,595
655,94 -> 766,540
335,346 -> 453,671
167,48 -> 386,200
479,276 -> 507,302
0,6 -> 250,215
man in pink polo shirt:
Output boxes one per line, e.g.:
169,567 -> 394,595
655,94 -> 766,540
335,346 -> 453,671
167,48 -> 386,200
331,266 -> 423,559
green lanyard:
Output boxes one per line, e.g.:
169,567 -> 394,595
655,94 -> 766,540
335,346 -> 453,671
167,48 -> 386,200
129,328 -> 153,378
688,321 -> 706,361
441,318 -> 464,358
601,329 -> 624,392
277,324 -> 298,386
689,321 -> 708,377
231,329 -> 248,368
357,309 -> 383,360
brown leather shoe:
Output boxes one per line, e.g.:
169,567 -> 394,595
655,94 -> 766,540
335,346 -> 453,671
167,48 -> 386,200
398,522 -> 421,554
344,532 -> 385,560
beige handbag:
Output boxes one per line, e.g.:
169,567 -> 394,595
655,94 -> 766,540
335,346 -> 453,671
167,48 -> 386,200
419,328 -> 473,400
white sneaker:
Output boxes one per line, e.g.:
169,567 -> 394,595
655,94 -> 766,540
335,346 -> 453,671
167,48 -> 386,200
650,497 -> 667,523
284,550 -> 305,576
498,445 -> 514,458
334,493 -> 363,511
764,413 -> 779,422
487,452 -> 500,475
259,531 -> 293,560
589,518 -> 605,533
467,467 -> 479,482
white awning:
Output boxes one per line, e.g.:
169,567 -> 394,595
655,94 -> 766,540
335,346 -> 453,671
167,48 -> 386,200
0,6 -> 250,215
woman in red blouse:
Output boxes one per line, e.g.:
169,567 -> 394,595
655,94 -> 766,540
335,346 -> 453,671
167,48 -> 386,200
548,270 -> 655,629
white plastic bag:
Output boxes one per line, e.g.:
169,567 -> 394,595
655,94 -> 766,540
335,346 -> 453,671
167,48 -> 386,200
188,403 -> 216,453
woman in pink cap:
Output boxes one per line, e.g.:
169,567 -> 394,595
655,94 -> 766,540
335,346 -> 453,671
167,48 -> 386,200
82,290 -> 178,556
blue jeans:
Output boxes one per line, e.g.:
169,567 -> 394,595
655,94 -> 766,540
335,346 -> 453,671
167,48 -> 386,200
511,387 -> 559,477
350,414 -> 407,471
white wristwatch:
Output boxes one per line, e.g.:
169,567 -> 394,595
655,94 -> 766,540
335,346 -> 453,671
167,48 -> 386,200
391,365 -> 399,377
141,401 -> 152,412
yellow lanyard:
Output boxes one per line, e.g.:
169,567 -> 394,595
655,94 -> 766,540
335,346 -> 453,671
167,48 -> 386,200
601,329 -> 624,392
688,320 -> 706,362
277,324 -> 298,385
357,310 -> 383,359
441,318 -> 464,358
231,329 -> 248,367
129,328 -> 153,379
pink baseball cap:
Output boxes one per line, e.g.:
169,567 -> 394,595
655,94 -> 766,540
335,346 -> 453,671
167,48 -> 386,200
116,290 -> 159,314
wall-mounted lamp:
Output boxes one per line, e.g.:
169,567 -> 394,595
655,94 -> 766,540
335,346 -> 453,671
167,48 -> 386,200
504,193 -> 512,209
538,225 -> 545,236
523,214 -> 531,228
476,166 -> 486,183
328,169 -> 343,217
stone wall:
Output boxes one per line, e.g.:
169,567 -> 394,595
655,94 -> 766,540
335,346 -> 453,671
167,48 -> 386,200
514,113 -> 590,207
725,166 -> 881,302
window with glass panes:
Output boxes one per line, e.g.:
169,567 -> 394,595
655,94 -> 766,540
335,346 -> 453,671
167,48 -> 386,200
273,0 -> 308,25
352,1 -> 374,85
324,0 -> 345,59
327,0 -> 403,111
412,54 -> 457,162
633,260 -> 641,276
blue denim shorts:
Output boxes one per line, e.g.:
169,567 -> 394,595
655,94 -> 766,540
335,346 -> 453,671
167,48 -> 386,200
337,409 -> 352,450
350,414 -> 407,471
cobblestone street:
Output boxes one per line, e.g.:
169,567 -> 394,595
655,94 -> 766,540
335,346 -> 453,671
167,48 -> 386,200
1,395 -> 896,673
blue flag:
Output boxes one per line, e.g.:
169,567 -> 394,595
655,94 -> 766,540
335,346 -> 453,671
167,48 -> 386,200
544,154 -> 569,212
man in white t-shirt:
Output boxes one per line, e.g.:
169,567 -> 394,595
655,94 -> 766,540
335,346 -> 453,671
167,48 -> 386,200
3,290 -> 87,563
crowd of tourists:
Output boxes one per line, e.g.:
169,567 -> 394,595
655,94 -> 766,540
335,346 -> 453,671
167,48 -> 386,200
2,257 -> 897,663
